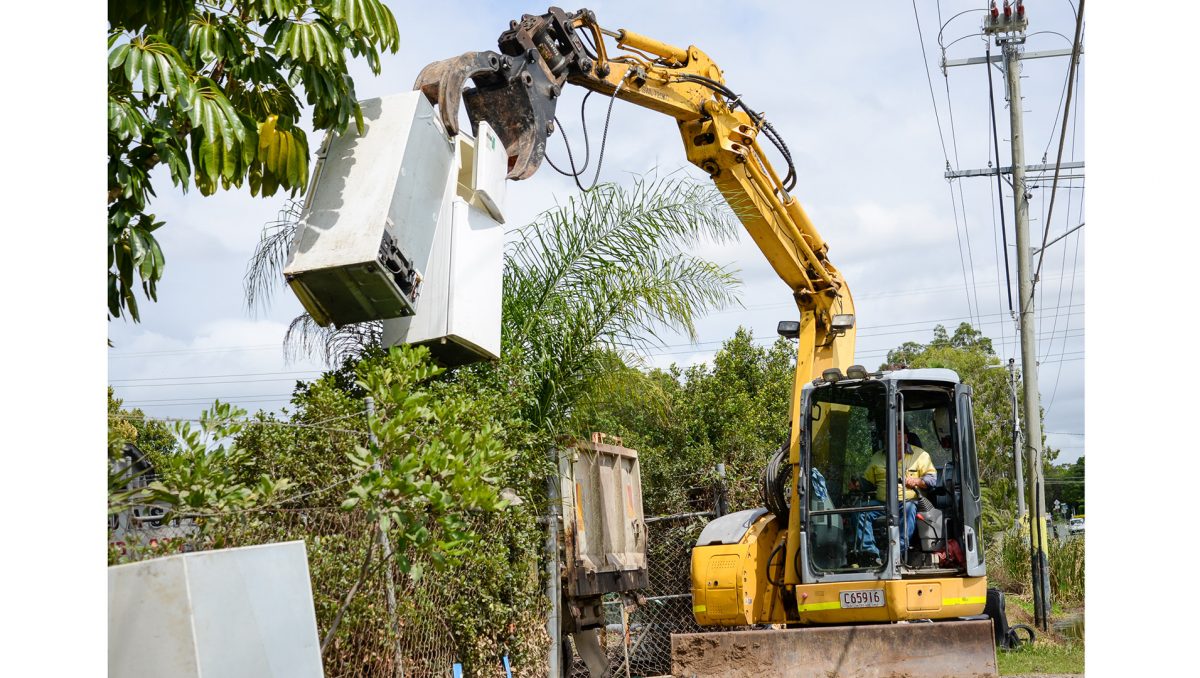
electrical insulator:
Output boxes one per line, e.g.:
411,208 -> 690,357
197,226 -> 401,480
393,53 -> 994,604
1004,1 -> 1013,19
1017,1 -> 1025,18
991,1 -> 999,19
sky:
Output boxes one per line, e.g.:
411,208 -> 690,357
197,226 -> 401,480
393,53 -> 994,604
105,0 -> 1086,463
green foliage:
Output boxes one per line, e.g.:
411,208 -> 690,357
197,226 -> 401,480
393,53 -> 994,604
237,346 -> 546,670
340,346 -> 515,575
234,363 -> 368,499
144,400 -> 295,516
108,388 -> 181,518
575,327 -> 795,515
108,387 -> 178,460
502,176 -> 742,431
1049,533 -> 1085,604
107,0 -> 400,321
985,527 -> 1032,595
1046,455 -> 1085,515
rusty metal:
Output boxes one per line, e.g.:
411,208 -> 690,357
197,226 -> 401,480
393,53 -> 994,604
671,620 -> 998,678
560,436 -> 649,599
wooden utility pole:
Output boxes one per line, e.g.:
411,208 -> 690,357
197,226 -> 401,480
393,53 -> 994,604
983,0 -> 1052,632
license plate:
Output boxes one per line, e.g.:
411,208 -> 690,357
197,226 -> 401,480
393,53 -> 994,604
840,589 -> 885,609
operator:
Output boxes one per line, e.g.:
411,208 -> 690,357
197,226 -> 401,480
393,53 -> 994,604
852,426 -> 937,567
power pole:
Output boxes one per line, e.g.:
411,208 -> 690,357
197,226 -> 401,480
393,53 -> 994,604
984,0 -> 1051,631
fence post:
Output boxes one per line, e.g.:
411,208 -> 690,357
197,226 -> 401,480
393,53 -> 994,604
545,446 -> 562,678
366,397 -> 405,678
715,463 -> 728,518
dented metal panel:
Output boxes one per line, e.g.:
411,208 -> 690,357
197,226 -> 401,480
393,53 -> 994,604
559,434 -> 648,598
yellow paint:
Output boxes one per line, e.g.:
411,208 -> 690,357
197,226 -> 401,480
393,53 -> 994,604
795,600 -> 841,612
574,482 -> 585,533
943,596 -> 987,606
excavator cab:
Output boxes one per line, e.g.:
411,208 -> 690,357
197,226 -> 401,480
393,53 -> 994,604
802,369 -> 986,580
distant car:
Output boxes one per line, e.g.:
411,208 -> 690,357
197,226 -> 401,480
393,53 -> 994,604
1068,517 -> 1085,535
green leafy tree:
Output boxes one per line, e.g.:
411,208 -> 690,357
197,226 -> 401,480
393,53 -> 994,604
107,386 -> 178,460
577,328 -> 796,514
1046,455 -> 1085,516
107,0 -> 399,320
143,400 -> 296,516
340,346 -> 515,575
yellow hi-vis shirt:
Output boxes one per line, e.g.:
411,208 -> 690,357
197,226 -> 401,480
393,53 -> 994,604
865,445 -> 937,502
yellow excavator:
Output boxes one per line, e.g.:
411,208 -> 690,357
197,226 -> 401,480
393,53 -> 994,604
415,7 -> 1016,676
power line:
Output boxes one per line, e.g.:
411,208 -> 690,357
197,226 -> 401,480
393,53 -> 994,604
985,40 -> 1014,315
118,393 -> 293,405
111,377 -> 314,389
936,0 -> 984,330
110,369 -> 323,383
108,343 -> 282,358
1034,0 -> 1086,283
985,85 -> 1013,365
912,0 -> 976,324
108,412 -> 367,437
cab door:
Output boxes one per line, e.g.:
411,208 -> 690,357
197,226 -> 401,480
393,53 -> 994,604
955,384 -> 986,577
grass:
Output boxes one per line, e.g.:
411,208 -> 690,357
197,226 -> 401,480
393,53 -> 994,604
1007,595 -> 1067,617
997,641 -> 1084,675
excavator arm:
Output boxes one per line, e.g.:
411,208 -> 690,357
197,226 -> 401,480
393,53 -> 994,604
414,7 -> 857,386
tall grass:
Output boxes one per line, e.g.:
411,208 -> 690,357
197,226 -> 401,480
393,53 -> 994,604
1049,534 -> 1085,604
986,527 -> 1085,605
986,528 -> 1031,594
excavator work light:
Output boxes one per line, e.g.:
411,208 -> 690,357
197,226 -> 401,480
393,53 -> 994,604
777,320 -> 801,339
822,368 -> 844,383
831,314 -> 855,332
846,364 -> 868,380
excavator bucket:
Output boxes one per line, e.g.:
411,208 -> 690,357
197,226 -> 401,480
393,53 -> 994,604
671,619 -> 998,678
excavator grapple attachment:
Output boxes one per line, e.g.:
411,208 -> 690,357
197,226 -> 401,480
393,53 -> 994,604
413,8 -> 594,180
413,49 -> 561,180
671,619 -> 998,678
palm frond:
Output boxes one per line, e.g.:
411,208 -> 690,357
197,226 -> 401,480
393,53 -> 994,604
502,175 -> 743,429
284,313 -> 381,366
244,199 -> 302,316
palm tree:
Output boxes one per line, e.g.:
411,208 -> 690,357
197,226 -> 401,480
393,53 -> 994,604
502,175 -> 741,430
245,174 -> 743,430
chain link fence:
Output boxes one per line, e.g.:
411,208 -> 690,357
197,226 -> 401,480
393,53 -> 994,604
565,507 -> 739,678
